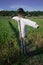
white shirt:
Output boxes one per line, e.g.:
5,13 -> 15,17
12,16 -> 39,38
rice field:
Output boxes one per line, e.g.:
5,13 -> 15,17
0,16 -> 43,65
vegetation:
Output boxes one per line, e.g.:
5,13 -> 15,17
0,16 -> 43,65
0,10 -> 43,16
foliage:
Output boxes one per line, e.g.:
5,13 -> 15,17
0,10 -> 43,16
0,16 -> 43,65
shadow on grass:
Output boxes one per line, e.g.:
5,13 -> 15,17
8,21 -> 20,45
28,48 -> 43,57
27,39 -> 43,57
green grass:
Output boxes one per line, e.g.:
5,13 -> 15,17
0,16 -> 43,65
0,16 -> 43,43
27,17 -> 43,37
0,16 -> 19,47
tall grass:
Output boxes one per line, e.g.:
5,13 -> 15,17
0,16 -> 43,65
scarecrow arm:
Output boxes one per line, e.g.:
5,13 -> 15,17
24,19 -> 39,28
12,16 -> 19,21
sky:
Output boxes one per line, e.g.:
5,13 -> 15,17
0,0 -> 43,11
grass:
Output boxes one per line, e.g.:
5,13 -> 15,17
0,16 -> 19,47
0,16 -> 43,65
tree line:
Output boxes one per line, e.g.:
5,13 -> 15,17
0,10 -> 43,16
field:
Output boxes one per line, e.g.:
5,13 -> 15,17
0,16 -> 43,65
